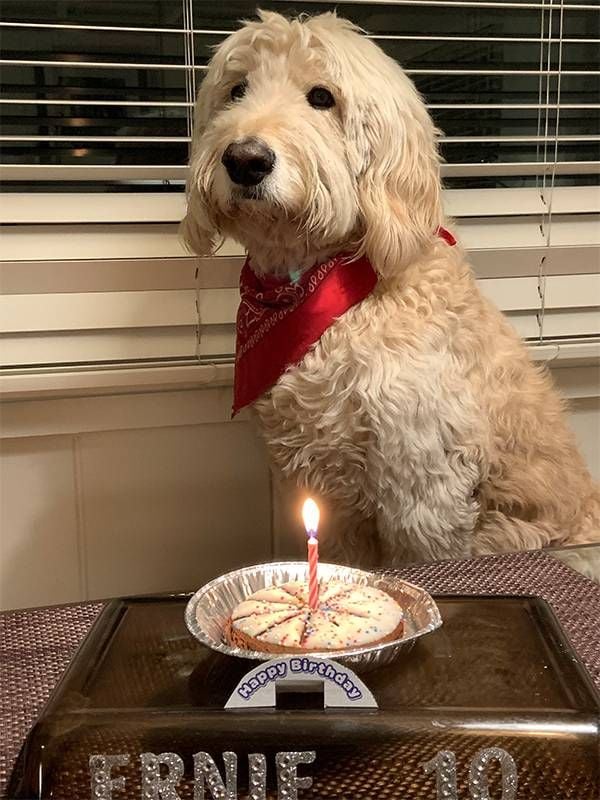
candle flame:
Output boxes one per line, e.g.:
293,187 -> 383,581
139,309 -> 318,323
302,498 -> 320,536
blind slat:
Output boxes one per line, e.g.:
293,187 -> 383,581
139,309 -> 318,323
4,277 -> 593,333
1,245 -> 596,297
0,136 -> 191,142
0,328 -> 202,368
2,135 -> 598,145
3,99 -> 599,110
293,1 -> 600,9
1,21 -> 597,44
3,59 -> 598,77
0,99 -> 193,107
3,187 -> 598,224
0,289 -> 238,333
2,163 -> 598,182
478,273 -> 600,312
3,218 -> 598,261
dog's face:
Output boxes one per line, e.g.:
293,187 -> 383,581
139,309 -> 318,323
182,11 -> 443,275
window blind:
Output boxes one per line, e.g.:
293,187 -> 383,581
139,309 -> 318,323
0,0 -> 598,382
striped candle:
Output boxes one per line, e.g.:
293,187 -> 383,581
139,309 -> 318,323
307,536 -> 319,610
302,498 -> 320,611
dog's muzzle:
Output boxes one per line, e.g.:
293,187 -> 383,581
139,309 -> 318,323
221,137 -> 275,187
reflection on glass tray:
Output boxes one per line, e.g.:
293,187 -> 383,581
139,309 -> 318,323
547,542 -> 600,583
8,594 -> 600,800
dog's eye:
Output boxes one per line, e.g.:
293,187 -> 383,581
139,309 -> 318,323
307,86 -> 335,109
230,82 -> 247,101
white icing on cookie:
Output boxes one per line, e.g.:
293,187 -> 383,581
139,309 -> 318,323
259,610 -> 309,647
230,581 -> 403,650
251,587 -> 303,605
231,599 -> 298,620
233,607 -> 300,637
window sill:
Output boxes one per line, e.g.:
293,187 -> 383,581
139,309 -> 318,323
0,361 -> 234,402
0,341 -> 598,403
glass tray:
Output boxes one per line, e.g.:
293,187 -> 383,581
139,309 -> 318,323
8,594 -> 600,800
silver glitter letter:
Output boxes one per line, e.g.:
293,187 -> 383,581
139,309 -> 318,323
89,754 -> 129,800
276,751 -> 315,800
248,754 -> 267,800
193,752 -> 238,800
140,753 -> 184,800
469,747 -> 518,800
422,751 -> 459,800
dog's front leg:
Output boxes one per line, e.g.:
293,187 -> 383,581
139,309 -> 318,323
374,456 -> 481,565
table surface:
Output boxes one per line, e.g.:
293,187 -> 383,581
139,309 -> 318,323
1,546 -> 600,799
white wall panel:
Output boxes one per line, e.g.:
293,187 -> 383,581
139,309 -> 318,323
568,398 -> 600,482
78,421 -> 271,600
0,415 -> 272,610
0,436 -> 81,609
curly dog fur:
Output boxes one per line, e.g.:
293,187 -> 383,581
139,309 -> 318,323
182,11 -> 600,565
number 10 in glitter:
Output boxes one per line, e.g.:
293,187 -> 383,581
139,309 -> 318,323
422,747 -> 518,800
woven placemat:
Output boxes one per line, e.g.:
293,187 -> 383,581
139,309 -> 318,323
1,549 -> 599,798
0,602 -> 104,798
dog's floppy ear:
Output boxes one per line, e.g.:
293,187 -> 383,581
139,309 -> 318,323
179,76 -> 221,256
179,148 -> 220,256
179,177 -> 217,256
352,77 -> 444,277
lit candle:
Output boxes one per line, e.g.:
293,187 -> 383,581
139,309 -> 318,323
302,498 -> 320,611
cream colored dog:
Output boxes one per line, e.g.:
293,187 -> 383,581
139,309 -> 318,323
182,11 -> 599,565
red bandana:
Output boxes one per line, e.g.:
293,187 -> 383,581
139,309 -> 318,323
232,227 -> 456,415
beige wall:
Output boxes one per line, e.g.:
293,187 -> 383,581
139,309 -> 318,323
0,387 -> 272,610
1,366 -> 598,611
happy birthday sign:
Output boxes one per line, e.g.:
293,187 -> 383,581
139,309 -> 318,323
225,656 -> 378,708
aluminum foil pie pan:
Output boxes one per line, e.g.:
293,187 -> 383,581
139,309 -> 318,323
185,561 -> 442,672
185,562 -> 442,672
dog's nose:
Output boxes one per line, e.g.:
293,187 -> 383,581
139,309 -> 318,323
221,138 -> 275,186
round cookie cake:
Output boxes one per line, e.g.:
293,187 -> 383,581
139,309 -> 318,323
225,580 -> 404,653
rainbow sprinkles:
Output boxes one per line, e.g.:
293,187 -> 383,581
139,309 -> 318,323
225,580 -> 404,654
